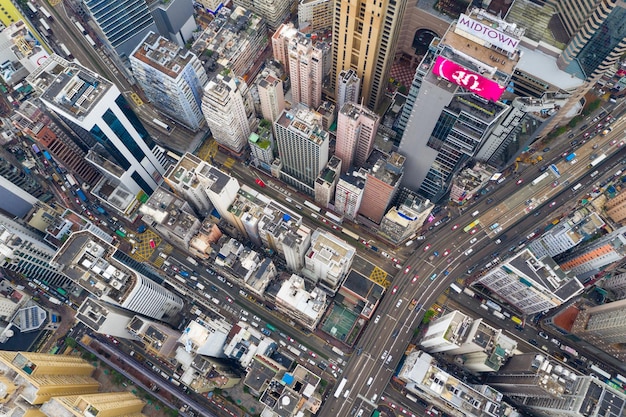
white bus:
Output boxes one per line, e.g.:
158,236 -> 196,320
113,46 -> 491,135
84,34 -> 96,47
589,153 -> 607,168
589,365 -> 611,381
333,378 -> 348,399
463,287 -> 476,297
304,200 -> 322,213
449,283 -> 462,294
74,20 -> 87,34
325,211 -> 343,224
39,18 -> 51,33
39,7 -> 52,20
571,183 -> 583,192
26,2 -> 38,14
531,172 -> 549,186
58,43 -> 73,59
152,118 -> 171,131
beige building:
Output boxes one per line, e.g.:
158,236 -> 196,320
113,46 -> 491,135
298,0 -> 333,32
605,192 -> 626,224
271,23 -> 299,74
39,392 -> 146,417
257,72 -> 285,123
288,32 -> 324,109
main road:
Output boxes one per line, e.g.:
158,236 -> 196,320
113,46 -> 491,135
319,110 -> 626,417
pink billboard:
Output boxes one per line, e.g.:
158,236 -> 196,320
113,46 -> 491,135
432,56 -> 505,101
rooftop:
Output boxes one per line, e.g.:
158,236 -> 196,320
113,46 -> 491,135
276,106 -> 328,146
131,32 -> 197,78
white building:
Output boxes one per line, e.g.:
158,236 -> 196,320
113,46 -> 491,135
335,69 -> 360,115
223,321 -> 275,368
75,298 -> 138,340
178,318 -> 232,358
201,73 -> 256,154
334,172 -> 365,221
130,32 -> 207,131
474,249 -> 583,315
275,274 -> 327,331
528,212 -> 604,258
302,228 -> 355,293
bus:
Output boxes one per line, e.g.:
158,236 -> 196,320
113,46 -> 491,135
463,287 -> 476,297
56,287 -> 67,296
58,43 -> 73,59
166,150 -> 181,161
342,229 -> 360,241
84,34 -> 96,47
572,183 -> 583,192
304,200 -> 322,213
325,211 -> 343,224
333,378 -> 348,398
511,316 -> 523,325
589,153 -> 607,168
287,345 -> 301,357
152,118 -> 171,131
371,411 -> 380,417
449,283 -> 462,294
266,323 -> 277,332
39,7 -> 52,20
26,2 -> 38,14
485,300 -> 502,312
39,18 -> 51,33
76,188 -> 88,202
616,374 -> 626,385
531,172 -> 549,186
589,365 -> 611,381
115,229 -> 127,238
463,220 -> 480,233
65,174 -> 77,187
74,20 -> 87,35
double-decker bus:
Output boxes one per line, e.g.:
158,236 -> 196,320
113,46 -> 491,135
463,220 -> 480,233
589,153 -> 607,168
531,172 -> 549,186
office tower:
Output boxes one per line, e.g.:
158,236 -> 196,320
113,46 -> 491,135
0,212 -> 75,291
358,152 -> 404,224
302,229 -> 355,293
571,299 -> 626,344
273,106 -> 329,195
335,102 -> 380,173
336,69 -> 361,112
314,155 -> 341,208
249,126 -> 275,170
334,172 -> 365,222
12,101 -> 101,186
397,9 -> 520,199
0,174 -> 38,219
53,230 -> 183,321
288,32 -> 323,109
379,195 -> 433,244
149,0 -> 197,47
0,351 -> 100,404
556,226 -> 626,280
528,212 -> 604,258
232,0 -> 291,30
130,32 -> 207,131
0,151 -> 45,200
331,0 -> 408,110
257,72 -> 285,123
201,73 -> 256,155
83,0 -> 158,59
474,249 -> 583,315
40,392 -> 146,417
298,0 -> 333,32
271,23 -> 299,73
28,55 -> 168,204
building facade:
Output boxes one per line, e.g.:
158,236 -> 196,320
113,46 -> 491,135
335,102 -> 380,173
358,152 -> 404,224
298,0 -> 333,32
288,32 -> 323,109
334,172 -> 365,221
257,73 -> 285,123
336,69 -> 361,112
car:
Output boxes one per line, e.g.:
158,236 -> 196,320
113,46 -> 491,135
470,237 -> 477,244
433,251 -> 439,257
549,201 -> 557,207
310,351 -> 317,358
570,158 -> 578,165
538,331 -> 549,339
430,273 -> 437,280
451,224 -> 459,230
470,228 -> 477,235
567,133 -> 575,139
570,139 -> 578,146
442,249 -> 450,256
434,220 -> 442,226
331,224 -> 338,230
579,124 -> 588,131
550,338 -> 561,346
534,211 -> 541,217
486,198 -> 494,205
552,180 -> 559,188
423,244 -> 431,252
529,339 -> 538,346
374,315 -> 380,324
516,179 -> 524,185
226,297 -> 233,303
412,275 -> 419,283
392,285 -> 398,294
583,132 -> 590,138
404,266 -> 411,274
611,139 -> 617,145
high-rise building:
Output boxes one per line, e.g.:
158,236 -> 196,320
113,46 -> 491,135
314,155 -> 341,208
600,272 -> 626,299
557,226 -> 626,280
149,0 -> 197,47
273,106 -> 329,195
474,249 -> 583,315
605,191 -> 626,224
83,0 -> 158,59
334,172 -> 365,221
302,228 -> 356,293
571,298 -> 626,344
232,0 -> 291,30
130,32 -> 207,131
397,8 -> 520,199
249,126 -> 275,171
358,152 -> 404,224
331,0 -> 409,110
0,152 -> 45,200
201,73 -> 256,155
12,101 -> 101,186
528,212 -> 604,258
53,230 -> 184,321
40,392 -> 147,417
379,195 -> 433,244
298,0 -> 333,32
271,23 -> 299,74
0,154 -> 41,218
257,72 -> 285,123
195,0 -> 224,14
336,69 -> 361,112
288,32 -> 323,109
335,102 -> 380,173
28,55 -> 168,207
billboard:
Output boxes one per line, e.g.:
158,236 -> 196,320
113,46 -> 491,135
457,13 -> 520,54
432,56 -> 505,101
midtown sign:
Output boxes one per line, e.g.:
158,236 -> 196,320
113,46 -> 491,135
457,14 -> 520,54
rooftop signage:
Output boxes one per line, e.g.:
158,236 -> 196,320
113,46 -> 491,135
432,56 -> 505,101
457,13 -> 520,54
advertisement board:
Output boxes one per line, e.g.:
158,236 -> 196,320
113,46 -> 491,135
432,56 -> 505,101
457,13 -> 520,53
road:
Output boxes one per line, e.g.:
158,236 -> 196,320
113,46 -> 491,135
319,107 -> 626,417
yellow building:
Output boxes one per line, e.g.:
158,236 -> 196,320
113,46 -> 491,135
40,392 -> 146,417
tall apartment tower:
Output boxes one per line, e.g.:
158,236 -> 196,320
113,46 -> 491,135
298,0 -> 333,32
359,152 -> 404,224
130,33 -> 208,131
271,23 -> 299,74
232,0 -> 291,30
27,55 -> 167,201
201,73 -> 256,155
257,72 -> 285,123
335,172 -> 365,221
336,69 -> 361,112
331,0 -> 408,110
83,0 -> 158,59
572,298 -> 626,344
397,9 -> 520,200
40,392 -> 147,417
273,105 -> 329,195
288,32 -> 323,109
335,102 -> 380,173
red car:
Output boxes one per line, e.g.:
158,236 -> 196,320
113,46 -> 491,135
516,179 -> 524,185
451,224 -> 459,230
423,244 -> 431,251
404,266 -> 411,274
392,285 -> 398,294
412,275 -> 419,283
443,249 -> 450,256
470,228 -> 477,235
255,178 -> 266,187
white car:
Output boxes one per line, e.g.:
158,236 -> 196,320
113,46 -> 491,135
374,315 -> 380,324
470,237 -> 477,244
570,158 -> 578,165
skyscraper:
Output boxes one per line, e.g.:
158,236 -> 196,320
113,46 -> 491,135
257,72 -> 286,123
334,172 -> 365,221
288,32 -> 324,109
358,151 -> 404,224
331,0 -> 408,110
273,105 -> 329,195
571,298 -> 626,344
130,32 -> 207,131
83,0 -> 158,59
335,102 -> 380,173
28,55 -> 168,203
336,69 -> 361,112
201,74 -> 256,155
271,23 -> 299,74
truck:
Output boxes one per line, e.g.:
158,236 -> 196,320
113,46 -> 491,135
48,297 -> 62,305
186,256 -> 198,266
95,206 -> 107,215
492,311 -> 505,319
564,153 -> 576,162
76,188 -> 88,202
196,283 -> 205,291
